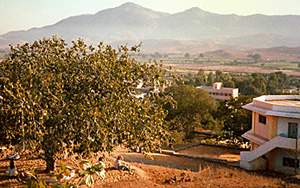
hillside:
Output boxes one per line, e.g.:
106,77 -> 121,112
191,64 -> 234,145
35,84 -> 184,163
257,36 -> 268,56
1,147 -> 300,188
1,2 -> 300,51
250,46 -> 300,61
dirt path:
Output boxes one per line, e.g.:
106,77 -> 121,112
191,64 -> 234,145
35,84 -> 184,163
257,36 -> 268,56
176,145 -> 241,162
114,147 -> 227,172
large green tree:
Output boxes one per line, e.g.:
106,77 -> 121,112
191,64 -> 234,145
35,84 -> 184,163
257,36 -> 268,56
165,85 -> 216,138
267,71 -> 289,94
0,37 -> 172,172
235,73 -> 267,95
214,95 -> 253,139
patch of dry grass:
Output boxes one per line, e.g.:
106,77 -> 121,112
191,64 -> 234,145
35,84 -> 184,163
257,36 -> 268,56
0,148 -> 299,188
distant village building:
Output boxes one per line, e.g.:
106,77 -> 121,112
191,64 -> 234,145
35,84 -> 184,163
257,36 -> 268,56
276,88 -> 300,94
196,82 -> 238,100
240,95 -> 300,174
135,81 -> 165,99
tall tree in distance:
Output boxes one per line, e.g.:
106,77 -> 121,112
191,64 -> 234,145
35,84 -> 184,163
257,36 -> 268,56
207,72 -> 214,86
194,69 -> 207,86
214,96 -> 253,139
0,37 -> 173,172
165,85 -> 216,138
248,53 -> 261,62
267,71 -> 289,94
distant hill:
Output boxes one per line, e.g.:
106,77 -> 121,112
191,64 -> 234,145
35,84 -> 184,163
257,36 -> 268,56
202,49 -> 249,60
1,2 -> 300,53
248,46 -> 300,61
198,46 -> 300,61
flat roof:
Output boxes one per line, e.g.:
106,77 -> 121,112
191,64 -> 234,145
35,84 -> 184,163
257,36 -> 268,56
266,100 -> 300,107
243,95 -> 300,118
196,86 -> 238,91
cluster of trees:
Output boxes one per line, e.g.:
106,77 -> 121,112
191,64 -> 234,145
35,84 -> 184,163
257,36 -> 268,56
164,85 -> 217,138
164,84 -> 253,141
213,96 -> 253,139
168,69 -> 299,140
0,37 -> 173,172
132,52 -> 169,59
183,69 -> 299,95
247,53 -> 261,62
167,67 -> 299,142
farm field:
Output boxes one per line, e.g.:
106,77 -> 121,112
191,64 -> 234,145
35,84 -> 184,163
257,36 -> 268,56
167,63 -> 300,76
135,56 -> 300,76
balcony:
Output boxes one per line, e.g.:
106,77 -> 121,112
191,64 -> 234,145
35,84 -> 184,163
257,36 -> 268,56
242,130 -> 269,146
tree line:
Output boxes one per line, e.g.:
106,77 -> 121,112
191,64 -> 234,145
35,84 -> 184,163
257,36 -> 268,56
182,69 -> 300,95
164,85 -> 253,143
164,69 -> 299,143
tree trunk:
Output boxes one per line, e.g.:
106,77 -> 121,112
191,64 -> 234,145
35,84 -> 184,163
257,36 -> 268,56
45,156 -> 55,173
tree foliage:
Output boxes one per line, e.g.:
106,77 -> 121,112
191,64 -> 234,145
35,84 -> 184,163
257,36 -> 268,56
184,53 -> 190,58
247,53 -> 261,62
183,70 -> 294,96
267,71 -> 289,94
165,85 -> 216,137
214,95 -> 254,139
0,37 -> 172,171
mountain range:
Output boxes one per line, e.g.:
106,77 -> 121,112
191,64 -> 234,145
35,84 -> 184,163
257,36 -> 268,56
1,2 -> 300,54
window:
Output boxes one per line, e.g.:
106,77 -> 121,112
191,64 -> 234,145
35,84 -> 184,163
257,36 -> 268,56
288,122 -> 298,139
229,94 -> 232,96
212,92 -> 215,95
225,93 -> 228,96
283,157 -> 299,168
216,93 -> 219,95
220,93 -> 223,96
209,92 -> 212,94
258,115 -> 266,125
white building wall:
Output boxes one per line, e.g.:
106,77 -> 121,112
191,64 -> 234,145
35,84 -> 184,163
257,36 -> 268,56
272,148 -> 300,174
232,88 -> 239,98
277,117 -> 300,138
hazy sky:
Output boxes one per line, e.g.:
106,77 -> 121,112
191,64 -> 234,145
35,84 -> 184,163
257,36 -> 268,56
1,0 -> 300,35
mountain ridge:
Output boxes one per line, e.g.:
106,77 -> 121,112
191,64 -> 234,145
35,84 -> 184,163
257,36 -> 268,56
1,2 -> 300,52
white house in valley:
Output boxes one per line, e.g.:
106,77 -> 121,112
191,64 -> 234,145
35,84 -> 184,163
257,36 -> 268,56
240,95 -> 300,174
196,82 -> 238,100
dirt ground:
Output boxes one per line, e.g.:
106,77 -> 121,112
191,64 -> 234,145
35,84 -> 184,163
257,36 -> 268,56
1,146 -> 300,188
176,145 -> 241,162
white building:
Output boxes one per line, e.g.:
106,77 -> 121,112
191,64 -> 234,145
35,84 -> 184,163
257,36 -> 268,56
196,82 -> 238,100
240,95 -> 300,174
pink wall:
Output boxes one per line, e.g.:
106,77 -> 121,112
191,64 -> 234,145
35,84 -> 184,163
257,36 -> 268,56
253,100 -> 273,110
254,112 -> 269,139
252,142 -> 260,150
200,88 -> 238,100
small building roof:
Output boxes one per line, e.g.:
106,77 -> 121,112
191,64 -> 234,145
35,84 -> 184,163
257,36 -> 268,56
196,86 -> 238,91
243,95 -> 300,119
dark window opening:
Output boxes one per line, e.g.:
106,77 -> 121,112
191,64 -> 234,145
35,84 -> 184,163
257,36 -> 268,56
259,114 -> 266,125
283,157 -> 299,168
288,122 -> 298,139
